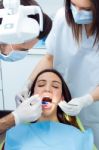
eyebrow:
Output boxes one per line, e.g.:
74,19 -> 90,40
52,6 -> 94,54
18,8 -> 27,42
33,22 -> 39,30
52,81 -> 61,84
37,80 -> 61,84
37,80 -> 46,83
18,48 -> 28,51
0,45 -> 28,52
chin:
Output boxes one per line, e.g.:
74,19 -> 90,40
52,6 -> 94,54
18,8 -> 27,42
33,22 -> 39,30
42,112 -> 52,118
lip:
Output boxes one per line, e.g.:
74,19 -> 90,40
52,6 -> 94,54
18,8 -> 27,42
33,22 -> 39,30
42,103 -> 52,109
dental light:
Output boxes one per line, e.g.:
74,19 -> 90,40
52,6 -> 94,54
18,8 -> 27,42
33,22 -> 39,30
0,0 -> 43,44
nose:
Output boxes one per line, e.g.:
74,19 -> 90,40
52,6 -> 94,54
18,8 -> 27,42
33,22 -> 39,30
76,6 -> 81,11
44,84 -> 51,93
0,44 -> 13,55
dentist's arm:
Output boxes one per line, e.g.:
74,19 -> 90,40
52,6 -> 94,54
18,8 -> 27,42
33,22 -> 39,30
91,86 -> 99,101
15,54 -> 53,105
59,86 -> 99,116
0,113 -> 15,134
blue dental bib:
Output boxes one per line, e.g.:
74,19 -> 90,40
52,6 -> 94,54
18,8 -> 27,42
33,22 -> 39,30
5,121 -> 93,150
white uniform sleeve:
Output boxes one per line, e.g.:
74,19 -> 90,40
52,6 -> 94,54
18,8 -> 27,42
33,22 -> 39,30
45,7 -> 65,56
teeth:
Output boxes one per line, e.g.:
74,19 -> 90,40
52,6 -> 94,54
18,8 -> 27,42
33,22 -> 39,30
42,96 -> 52,103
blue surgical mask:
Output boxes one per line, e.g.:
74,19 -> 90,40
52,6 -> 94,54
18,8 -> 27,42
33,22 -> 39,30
71,4 -> 93,24
0,50 -> 28,62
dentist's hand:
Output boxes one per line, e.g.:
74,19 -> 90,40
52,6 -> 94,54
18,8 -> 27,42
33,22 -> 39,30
12,95 -> 42,125
15,79 -> 33,106
58,94 -> 94,116
15,90 -> 29,107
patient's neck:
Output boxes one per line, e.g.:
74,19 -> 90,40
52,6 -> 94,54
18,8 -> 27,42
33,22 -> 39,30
38,114 -> 59,122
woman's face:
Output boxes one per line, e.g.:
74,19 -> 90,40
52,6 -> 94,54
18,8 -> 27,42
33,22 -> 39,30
71,0 -> 92,11
34,72 -> 63,117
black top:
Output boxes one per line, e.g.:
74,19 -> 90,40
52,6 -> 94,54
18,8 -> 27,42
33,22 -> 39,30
0,110 -> 12,118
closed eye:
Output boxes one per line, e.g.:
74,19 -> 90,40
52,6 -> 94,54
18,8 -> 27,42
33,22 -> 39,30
38,84 -> 45,87
52,85 -> 59,89
37,80 -> 46,87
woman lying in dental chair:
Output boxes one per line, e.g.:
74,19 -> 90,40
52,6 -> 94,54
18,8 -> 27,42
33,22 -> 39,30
2,69 -> 97,150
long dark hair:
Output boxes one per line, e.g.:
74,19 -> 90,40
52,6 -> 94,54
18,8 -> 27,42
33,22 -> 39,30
30,69 -> 79,128
64,0 -> 99,45
0,0 -> 52,39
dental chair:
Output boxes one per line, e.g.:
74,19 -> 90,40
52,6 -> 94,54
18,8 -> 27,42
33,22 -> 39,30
76,117 -> 97,150
0,135 -> 5,150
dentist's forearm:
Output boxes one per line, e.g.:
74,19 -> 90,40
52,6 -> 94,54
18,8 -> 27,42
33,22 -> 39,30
0,113 -> 15,134
90,86 -> 99,101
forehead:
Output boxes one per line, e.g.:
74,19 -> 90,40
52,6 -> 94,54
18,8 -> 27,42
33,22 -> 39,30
71,0 -> 92,7
0,39 -> 38,51
37,72 -> 62,83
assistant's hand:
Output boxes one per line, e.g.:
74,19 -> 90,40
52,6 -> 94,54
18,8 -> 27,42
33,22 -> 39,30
58,94 -> 94,116
12,95 -> 42,125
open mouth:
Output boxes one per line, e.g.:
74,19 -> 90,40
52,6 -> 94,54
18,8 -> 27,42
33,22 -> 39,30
42,96 -> 52,104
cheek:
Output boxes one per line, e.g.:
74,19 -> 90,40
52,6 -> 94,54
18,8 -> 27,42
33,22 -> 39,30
53,89 -> 62,102
33,87 -> 42,95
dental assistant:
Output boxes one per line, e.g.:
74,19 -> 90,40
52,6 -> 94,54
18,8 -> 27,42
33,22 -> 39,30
19,0 -> 99,148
